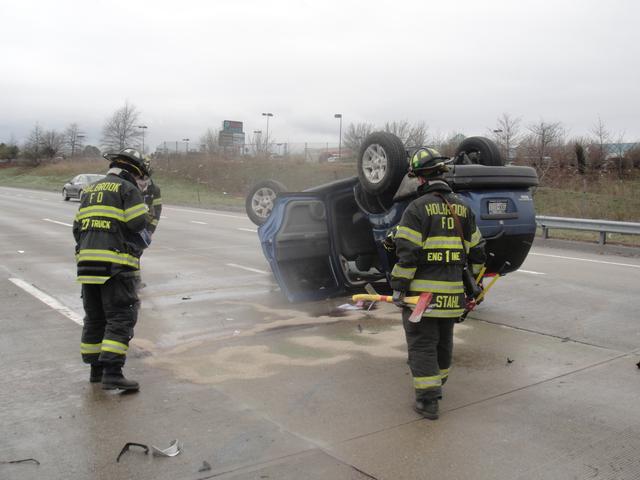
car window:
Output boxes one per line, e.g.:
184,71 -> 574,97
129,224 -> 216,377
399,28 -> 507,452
87,174 -> 105,183
72,175 -> 82,184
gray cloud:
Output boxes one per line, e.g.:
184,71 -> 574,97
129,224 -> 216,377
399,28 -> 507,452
2,0 -> 639,149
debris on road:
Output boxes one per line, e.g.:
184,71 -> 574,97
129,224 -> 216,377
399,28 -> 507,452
198,461 -> 212,472
337,303 -> 362,311
151,440 -> 183,457
506,357 -> 514,365
182,296 -> 191,301
0,458 -> 40,465
116,443 -> 149,463
636,361 -> 640,369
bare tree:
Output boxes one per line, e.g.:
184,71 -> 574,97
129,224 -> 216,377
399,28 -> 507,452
199,128 -> 219,154
41,129 -> 65,159
525,120 -> 564,182
343,122 -> 375,154
433,132 -> 466,157
22,123 -> 45,165
383,120 -> 428,147
101,102 -> 142,151
589,116 -> 610,171
491,113 -> 521,163
64,123 -> 85,157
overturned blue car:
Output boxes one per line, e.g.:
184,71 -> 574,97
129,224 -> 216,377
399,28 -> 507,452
246,133 -> 538,302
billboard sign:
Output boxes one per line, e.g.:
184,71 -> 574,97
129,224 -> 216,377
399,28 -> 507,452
222,120 -> 243,134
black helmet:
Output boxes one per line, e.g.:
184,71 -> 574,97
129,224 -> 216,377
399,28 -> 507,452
103,148 -> 148,177
408,147 -> 452,177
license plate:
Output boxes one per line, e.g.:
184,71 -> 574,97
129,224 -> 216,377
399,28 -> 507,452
488,200 -> 508,215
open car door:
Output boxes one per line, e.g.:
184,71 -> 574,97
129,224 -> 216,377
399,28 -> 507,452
259,193 -> 345,302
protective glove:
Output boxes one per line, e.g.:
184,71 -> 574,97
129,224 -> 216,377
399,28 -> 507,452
392,290 -> 405,307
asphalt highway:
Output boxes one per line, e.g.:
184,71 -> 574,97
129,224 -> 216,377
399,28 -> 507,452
2,185 -> 640,480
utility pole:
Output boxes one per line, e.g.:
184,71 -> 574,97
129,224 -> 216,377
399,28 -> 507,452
334,113 -> 343,159
262,112 -> 273,154
136,125 -> 148,154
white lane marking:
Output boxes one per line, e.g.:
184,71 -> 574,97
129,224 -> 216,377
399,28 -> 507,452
9,278 -> 83,326
516,269 -> 546,275
43,218 -> 73,227
529,252 -> 640,269
164,206 -> 246,220
225,263 -> 270,275
238,227 -> 258,233
190,220 -> 208,225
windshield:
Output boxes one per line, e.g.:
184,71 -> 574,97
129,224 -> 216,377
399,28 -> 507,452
85,174 -> 106,183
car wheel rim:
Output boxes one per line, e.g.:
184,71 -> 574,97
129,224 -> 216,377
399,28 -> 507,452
251,187 -> 277,219
361,144 -> 388,184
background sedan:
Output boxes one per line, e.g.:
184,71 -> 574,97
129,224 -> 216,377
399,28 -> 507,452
62,174 -> 105,201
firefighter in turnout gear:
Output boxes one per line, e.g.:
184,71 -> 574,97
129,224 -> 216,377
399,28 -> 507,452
73,147 -> 152,391
390,147 -> 486,420
140,157 -> 162,235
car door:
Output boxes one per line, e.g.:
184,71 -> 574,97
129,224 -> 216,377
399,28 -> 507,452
259,193 -> 345,302
70,175 -> 83,197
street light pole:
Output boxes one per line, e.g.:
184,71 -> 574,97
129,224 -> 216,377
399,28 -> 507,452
182,138 -> 190,154
334,113 -> 342,159
74,134 -> 86,157
262,113 -> 273,154
136,125 -> 148,154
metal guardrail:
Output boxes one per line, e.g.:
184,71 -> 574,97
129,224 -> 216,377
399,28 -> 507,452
536,215 -> 640,245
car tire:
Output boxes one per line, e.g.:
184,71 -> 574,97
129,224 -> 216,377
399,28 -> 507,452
357,132 -> 408,196
246,180 -> 287,226
454,136 -> 504,166
62,189 -> 69,201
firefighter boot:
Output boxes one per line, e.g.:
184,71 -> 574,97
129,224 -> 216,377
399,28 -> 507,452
102,366 -> 140,392
414,399 -> 439,420
89,364 -> 104,383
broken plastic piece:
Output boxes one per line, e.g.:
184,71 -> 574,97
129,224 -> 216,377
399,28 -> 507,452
198,460 -> 212,472
337,303 -> 362,311
151,440 -> 183,457
116,443 -> 149,463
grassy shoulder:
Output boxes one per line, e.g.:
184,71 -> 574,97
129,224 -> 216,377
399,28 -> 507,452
1,161 -> 639,233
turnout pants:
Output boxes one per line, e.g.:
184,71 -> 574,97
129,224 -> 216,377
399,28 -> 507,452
80,271 -> 140,367
402,308 -> 455,402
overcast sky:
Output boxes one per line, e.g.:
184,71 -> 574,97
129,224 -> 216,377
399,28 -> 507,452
2,0 -> 639,150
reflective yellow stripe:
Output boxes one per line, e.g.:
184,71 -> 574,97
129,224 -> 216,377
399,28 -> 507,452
81,342 -> 102,354
413,376 -> 441,389
76,249 -> 140,269
77,275 -> 111,284
409,279 -> 464,293
465,227 -> 483,250
152,198 -> 162,206
124,203 -> 148,221
440,368 -> 450,379
151,218 -> 159,226
391,264 -> 417,280
102,339 -> 128,355
423,308 -> 465,318
396,226 -> 422,246
423,236 -> 463,250
76,205 -> 125,222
